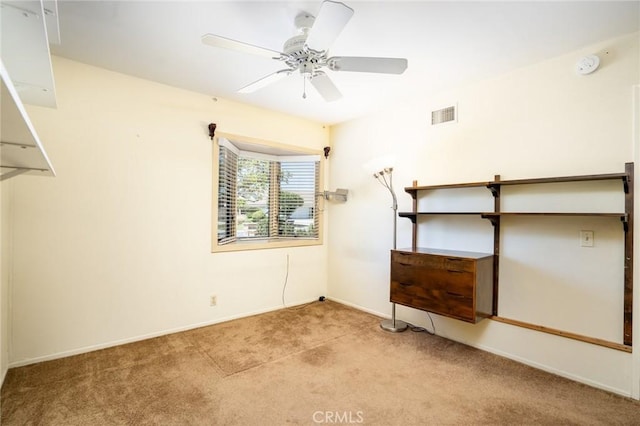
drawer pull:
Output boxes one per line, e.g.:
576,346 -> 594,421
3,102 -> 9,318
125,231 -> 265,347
446,258 -> 462,262
398,262 -> 412,267
446,291 -> 465,298
447,269 -> 465,273
399,282 -> 413,287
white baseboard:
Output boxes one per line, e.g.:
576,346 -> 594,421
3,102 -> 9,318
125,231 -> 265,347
8,298 -> 318,369
8,296 -> 633,399
472,342 -> 630,398
327,296 -> 389,319
326,297 -> 634,399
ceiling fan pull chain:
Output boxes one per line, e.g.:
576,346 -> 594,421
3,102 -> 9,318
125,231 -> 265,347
302,76 -> 307,99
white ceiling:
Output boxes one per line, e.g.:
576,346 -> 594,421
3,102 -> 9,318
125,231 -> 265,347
50,1 -> 639,125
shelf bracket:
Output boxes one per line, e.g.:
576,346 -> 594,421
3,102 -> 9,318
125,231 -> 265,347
0,168 -> 29,181
402,216 -> 417,224
481,214 -> 499,227
486,184 -> 499,198
621,215 -> 629,232
622,175 -> 630,194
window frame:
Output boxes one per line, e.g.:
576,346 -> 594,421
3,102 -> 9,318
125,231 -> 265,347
212,132 -> 324,253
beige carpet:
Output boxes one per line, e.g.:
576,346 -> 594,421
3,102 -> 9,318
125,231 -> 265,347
2,300 -> 639,425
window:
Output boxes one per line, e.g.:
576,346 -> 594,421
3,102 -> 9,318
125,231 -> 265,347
213,134 -> 323,252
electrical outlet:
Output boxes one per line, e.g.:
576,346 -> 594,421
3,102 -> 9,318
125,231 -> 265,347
580,230 -> 594,247
209,295 -> 217,306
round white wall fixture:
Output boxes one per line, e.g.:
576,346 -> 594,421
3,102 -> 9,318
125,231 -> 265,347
576,54 -> 600,75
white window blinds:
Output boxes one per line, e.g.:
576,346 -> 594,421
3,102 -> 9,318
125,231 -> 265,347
217,138 -> 320,244
217,144 -> 238,245
278,161 -> 319,238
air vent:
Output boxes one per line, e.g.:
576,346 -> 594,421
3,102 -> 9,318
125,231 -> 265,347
431,105 -> 456,125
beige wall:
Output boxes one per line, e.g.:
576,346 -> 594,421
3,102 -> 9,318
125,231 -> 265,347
6,56 -> 329,365
328,32 -> 639,397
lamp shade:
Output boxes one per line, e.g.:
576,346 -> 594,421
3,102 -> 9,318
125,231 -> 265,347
362,155 -> 396,176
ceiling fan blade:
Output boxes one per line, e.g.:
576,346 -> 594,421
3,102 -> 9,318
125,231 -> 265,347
201,34 -> 282,59
328,57 -> 408,74
310,72 -> 342,102
305,1 -> 354,52
238,69 -> 291,93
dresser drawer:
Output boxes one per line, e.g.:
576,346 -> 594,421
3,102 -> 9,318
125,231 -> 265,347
391,262 -> 474,297
392,251 -> 475,272
390,249 -> 494,323
391,280 -> 475,321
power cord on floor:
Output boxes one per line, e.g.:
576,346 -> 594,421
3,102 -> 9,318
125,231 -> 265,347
286,300 -> 318,311
406,312 -> 436,335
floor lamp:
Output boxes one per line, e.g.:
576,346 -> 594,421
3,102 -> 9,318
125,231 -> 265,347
374,167 -> 408,333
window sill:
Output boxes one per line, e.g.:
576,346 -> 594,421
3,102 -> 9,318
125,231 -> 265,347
211,237 -> 322,253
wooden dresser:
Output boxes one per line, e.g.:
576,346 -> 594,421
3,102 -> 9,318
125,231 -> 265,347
390,248 -> 494,323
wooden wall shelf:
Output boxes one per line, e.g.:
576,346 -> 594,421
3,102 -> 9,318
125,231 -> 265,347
405,171 -> 630,194
399,212 -> 486,222
400,211 -> 626,218
405,182 -> 491,192
394,163 -> 634,350
489,172 -> 629,191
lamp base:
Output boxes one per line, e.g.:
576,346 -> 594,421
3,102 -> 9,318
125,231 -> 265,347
380,319 -> 408,333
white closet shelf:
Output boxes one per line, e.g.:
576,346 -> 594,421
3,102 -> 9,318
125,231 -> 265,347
1,61 -> 55,180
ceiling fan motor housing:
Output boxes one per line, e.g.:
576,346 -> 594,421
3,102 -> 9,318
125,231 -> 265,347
283,18 -> 327,75
283,34 -> 308,56
284,11 -> 321,55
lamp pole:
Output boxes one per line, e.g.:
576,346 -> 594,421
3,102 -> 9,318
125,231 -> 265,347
377,168 -> 408,333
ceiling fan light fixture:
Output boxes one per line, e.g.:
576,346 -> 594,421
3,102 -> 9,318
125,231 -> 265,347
300,61 -> 315,76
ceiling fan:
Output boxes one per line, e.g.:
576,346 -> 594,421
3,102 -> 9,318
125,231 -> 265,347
201,0 -> 408,102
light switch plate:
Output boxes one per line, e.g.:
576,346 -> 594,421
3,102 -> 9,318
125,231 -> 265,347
580,230 -> 594,247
